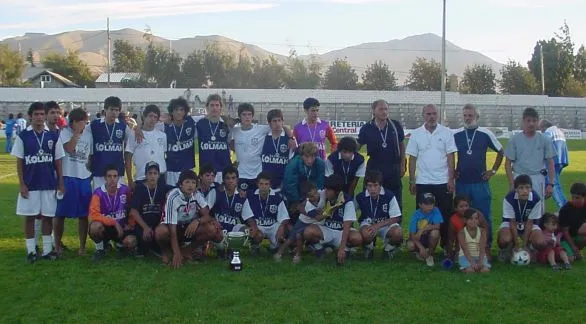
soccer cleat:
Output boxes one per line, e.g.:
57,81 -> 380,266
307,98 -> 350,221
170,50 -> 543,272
551,264 -> 561,271
26,252 -> 37,264
42,251 -> 59,261
425,255 -> 435,267
92,249 -> 106,263
563,263 -> 572,270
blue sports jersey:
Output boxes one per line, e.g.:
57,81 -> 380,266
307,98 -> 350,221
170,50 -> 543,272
249,191 -> 286,227
196,118 -> 231,173
323,194 -> 353,231
454,127 -> 502,183
502,190 -> 542,231
327,152 -> 365,192
90,119 -> 127,177
261,132 -> 291,189
212,190 -> 249,232
18,128 -> 60,191
356,189 -> 400,224
165,117 -> 196,172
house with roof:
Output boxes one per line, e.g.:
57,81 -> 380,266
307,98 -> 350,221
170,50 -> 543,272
23,66 -> 80,88
95,72 -> 142,88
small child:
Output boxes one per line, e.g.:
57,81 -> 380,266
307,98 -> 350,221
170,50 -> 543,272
538,213 -> 571,271
325,136 -> 366,196
458,208 -> 490,273
274,181 -> 325,264
447,195 -> 489,260
407,193 -> 443,266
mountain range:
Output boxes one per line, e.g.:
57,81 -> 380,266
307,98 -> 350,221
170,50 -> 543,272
1,28 -> 503,84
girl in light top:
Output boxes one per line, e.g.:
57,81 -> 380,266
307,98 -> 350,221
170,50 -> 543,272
458,208 -> 491,273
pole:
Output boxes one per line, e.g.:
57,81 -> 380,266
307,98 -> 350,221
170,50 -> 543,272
440,0 -> 446,124
539,43 -> 545,95
107,17 -> 111,88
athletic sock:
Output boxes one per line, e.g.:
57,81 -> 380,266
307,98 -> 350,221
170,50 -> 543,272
42,235 -> 53,256
95,241 -> 104,251
34,219 -> 41,243
25,238 -> 36,254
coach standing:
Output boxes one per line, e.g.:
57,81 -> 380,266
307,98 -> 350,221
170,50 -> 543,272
539,119 -> 569,208
407,104 -> 457,247
358,99 -> 406,210
453,104 -> 504,249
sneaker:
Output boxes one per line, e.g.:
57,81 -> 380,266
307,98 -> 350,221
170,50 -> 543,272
42,251 -> 59,261
563,263 -> 572,270
292,255 -> 302,264
26,252 -> 37,264
551,264 -> 561,271
273,252 -> 283,262
383,245 -> 398,260
425,255 -> 435,267
92,249 -> 106,262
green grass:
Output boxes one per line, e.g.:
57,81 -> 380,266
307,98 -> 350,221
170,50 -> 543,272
1,138 -> 586,323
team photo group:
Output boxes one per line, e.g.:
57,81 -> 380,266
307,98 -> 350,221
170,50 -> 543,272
11,94 -> 586,272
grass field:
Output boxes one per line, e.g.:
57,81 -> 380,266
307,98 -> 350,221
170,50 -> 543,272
0,137 -> 585,323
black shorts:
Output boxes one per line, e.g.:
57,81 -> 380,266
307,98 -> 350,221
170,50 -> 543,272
176,223 -> 192,245
103,225 -> 136,243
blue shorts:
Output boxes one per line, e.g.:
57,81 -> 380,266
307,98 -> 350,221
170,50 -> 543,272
458,255 -> 491,270
56,177 -> 92,218
288,220 -> 311,240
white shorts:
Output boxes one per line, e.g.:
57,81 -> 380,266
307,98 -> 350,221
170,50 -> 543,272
499,221 -> 541,233
92,176 -> 125,191
258,223 -> 280,249
360,221 -> 401,243
166,171 -> 180,187
319,226 -> 358,249
16,190 -> 57,217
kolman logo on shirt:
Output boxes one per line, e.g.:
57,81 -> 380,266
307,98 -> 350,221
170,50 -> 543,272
280,144 -> 288,153
382,203 -> 388,213
219,129 -> 227,138
240,183 -> 249,190
47,140 -> 54,150
234,203 -> 243,213
116,129 -> 123,139
319,130 -> 326,139
186,127 -> 192,136
120,194 -> 127,204
269,204 -> 277,214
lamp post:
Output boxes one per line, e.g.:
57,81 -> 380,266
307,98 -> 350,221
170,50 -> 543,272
440,0 -> 446,124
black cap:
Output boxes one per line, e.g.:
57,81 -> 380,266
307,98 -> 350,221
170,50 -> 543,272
419,192 -> 436,204
145,161 -> 160,174
303,98 -> 320,109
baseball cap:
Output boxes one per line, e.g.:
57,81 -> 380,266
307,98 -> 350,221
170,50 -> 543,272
303,98 -> 320,109
420,192 -> 436,204
145,161 -> 160,174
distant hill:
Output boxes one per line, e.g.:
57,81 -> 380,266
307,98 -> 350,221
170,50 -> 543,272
1,30 -> 502,84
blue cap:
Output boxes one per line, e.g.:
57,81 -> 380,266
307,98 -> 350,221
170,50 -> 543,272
303,98 -> 320,109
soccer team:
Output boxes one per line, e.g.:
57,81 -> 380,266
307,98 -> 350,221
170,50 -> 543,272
11,95 -> 586,271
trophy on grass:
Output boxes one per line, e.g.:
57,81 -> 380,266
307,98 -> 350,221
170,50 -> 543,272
225,229 -> 250,271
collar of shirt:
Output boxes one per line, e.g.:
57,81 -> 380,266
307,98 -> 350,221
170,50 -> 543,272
100,117 -> 121,124
253,188 -> 278,196
364,187 -> 386,197
28,125 -> 50,131
337,152 -> 355,161
513,191 -> 535,201
301,118 -> 322,125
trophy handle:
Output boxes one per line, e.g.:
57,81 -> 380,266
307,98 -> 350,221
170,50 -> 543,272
243,228 -> 251,248
221,229 -> 229,248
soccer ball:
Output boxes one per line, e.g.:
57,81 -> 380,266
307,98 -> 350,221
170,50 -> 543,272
511,250 -> 531,266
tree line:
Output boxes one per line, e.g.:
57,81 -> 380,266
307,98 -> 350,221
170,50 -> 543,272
0,23 -> 585,97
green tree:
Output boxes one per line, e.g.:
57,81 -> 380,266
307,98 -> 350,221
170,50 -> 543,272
0,45 -> 25,86
574,45 -> 586,83
232,56 -> 254,88
361,60 -> 397,90
407,57 -> 442,91
562,77 -> 586,97
528,23 -> 574,96
251,56 -> 285,89
283,50 -> 321,89
459,64 -> 496,94
323,58 -> 358,90
42,51 -> 95,87
499,60 -> 539,94
143,44 -> 182,87
202,44 -> 236,88
112,40 -> 145,72
179,50 -> 207,88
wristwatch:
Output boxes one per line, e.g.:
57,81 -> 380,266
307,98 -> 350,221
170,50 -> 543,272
490,169 -> 496,175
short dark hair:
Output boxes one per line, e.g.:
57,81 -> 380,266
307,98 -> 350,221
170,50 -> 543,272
324,174 -> 344,193
300,180 -> 316,195
68,108 -> 87,124
256,171 -> 273,183
303,98 -> 320,110
199,164 -> 216,176
17,112 -> 23,118
222,166 -> 239,180
514,174 -> 532,188
104,96 -> 122,110
103,164 -> 119,177
179,170 -> 198,185
337,136 -> 358,152
570,182 -> 586,196
364,170 -> 383,185
540,212 -> 558,228
266,109 -> 283,123
453,194 -> 471,208
45,101 -> 60,113
8,113 -> 14,119
27,102 -> 45,116
206,94 -> 223,107
522,107 -> 539,120
167,97 -> 191,116
143,105 -> 160,118
237,103 -> 255,117
463,208 -> 479,220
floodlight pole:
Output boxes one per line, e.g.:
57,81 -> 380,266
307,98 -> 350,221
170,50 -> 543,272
440,0 -> 446,124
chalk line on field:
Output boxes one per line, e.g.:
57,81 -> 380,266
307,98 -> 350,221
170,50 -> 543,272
0,172 -> 16,180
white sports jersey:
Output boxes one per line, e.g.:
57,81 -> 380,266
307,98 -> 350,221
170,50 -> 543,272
126,129 -> 167,181
299,189 -> 326,224
60,126 -> 93,179
231,124 -> 271,179
163,188 -> 208,225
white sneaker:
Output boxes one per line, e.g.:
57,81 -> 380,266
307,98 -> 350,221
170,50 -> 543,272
273,253 -> 282,262
425,255 -> 435,267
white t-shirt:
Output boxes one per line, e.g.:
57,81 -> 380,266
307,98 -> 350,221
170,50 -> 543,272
60,126 -> 93,179
126,129 -> 167,181
300,189 -> 326,224
163,188 -> 208,225
406,123 -> 458,184
231,124 -> 271,179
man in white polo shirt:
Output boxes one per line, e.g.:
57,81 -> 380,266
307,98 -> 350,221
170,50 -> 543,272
406,104 -> 457,249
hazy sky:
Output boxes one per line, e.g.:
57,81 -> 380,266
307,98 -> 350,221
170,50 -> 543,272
2,0 -> 585,64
